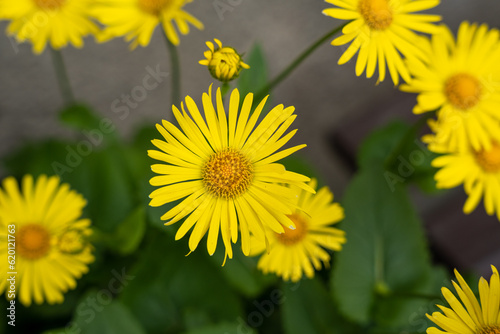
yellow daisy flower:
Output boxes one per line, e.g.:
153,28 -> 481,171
401,22 -> 500,152
322,0 -> 441,85
91,0 -> 203,48
431,139 -> 500,221
249,179 -> 346,282
199,38 -> 250,83
148,85 -> 313,262
0,0 -> 99,54
427,265 -> 500,334
0,175 -> 94,306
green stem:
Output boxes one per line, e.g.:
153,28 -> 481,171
162,30 -> 181,108
50,48 -> 75,106
254,22 -> 348,101
384,112 -> 436,170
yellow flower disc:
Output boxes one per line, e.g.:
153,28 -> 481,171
17,224 -> 51,260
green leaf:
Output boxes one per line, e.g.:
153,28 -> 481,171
209,247 -> 277,298
68,293 -> 146,334
331,122 -> 433,325
374,266 -> 450,331
283,278 -> 360,334
237,43 -> 268,99
183,322 -> 256,334
120,232 -> 244,333
59,103 -> 113,135
104,206 -> 146,255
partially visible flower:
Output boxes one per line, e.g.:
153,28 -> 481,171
401,22 -> 500,152
0,0 -> 99,54
427,265 -> 500,334
430,138 -> 500,221
199,38 -> 250,83
250,179 -> 346,282
322,0 -> 441,85
91,0 -> 203,48
0,175 -> 94,306
148,85 -> 313,263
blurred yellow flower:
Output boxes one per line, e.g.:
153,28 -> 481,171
401,22 -> 500,152
0,0 -> 98,54
250,179 -> 345,282
427,265 -> 500,334
148,85 -> 313,263
199,38 -> 250,83
0,175 -> 94,306
323,0 -> 441,85
92,0 -> 203,48
431,139 -> 500,221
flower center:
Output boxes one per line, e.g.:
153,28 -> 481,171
358,0 -> 393,30
17,224 -> 51,260
138,0 -> 174,15
474,142 -> 500,173
203,149 -> 253,199
33,0 -> 65,10
444,73 -> 482,110
275,214 -> 308,246
477,326 -> 500,334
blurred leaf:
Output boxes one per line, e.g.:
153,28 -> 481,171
283,278 -> 360,334
374,266 -> 449,332
69,292 -> 145,334
210,247 -> 276,298
183,322 -> 256,334
120,232 -> 244,333
59,103 -> 112,135
104,206 -> 146,255
237,43 -> 268,99
3,140 -> 69,178
331,122 -> 433,325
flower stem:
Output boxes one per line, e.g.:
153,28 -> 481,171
162,30 -> 181,108
50,48 -> 75,106
254,22 -> 348,101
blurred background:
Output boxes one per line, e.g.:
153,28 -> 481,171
1,0 -> 500,277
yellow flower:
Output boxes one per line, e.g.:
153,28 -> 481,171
148,85 -> 313,263
427,265 -> 500,334
401,22 -> 500,152
322,0 -> 441,85
91,0 -> 203,48
199,38 -> 250,83
431,139 -> 500,221
249,179 -> 346,282
0,0 -> 99,54
0,175 -> 94,306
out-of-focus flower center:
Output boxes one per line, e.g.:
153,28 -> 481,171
359,0 -> 393,30
138,0 -> 173,15
58,229 -> 86,254
18,224 -> 51,260
33,0 -> 65,10
275,214 -> 308,246
474,142 -> 500,173
208,47 -> 244,82
203,149 -> 253,199
477,325 -> 500,334
444,73 -> 482,110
